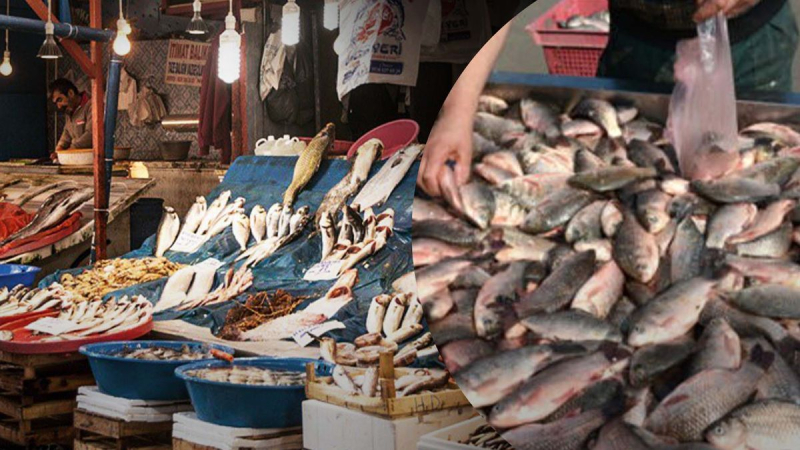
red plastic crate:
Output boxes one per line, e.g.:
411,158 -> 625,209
527,0 -> 610,77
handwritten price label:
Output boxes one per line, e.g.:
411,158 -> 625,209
303,261 -> 344,281
170,231 -> 206,253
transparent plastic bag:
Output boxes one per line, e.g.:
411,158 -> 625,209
667,14 -> 739,180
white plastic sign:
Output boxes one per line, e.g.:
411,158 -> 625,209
292,321 -> 346,347
170,231 -> 206,253
26,317 -> 80,336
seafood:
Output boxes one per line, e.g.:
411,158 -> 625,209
16,180 -> 77,207
60,258 -> 184,301
182,197 -> 207,235
113,345 -> 217,361
217,290 -> 305,340
351,144 -> 423,211
232,213 -> 250,251
284,123 -> 333,207
0,187 -> 93,246
186,366 -> 306,386
196,190 -> 231,235
316,138 -> 381,226
249,205 -> 267,243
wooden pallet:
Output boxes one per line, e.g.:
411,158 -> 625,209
74,410 -> 172,450
0,351 -> 94,448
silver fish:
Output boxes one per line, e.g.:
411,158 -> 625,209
155,206 -> 180,257
266,203 -> 282,239
316,138 -> 381,226
0,188 -> 92,246
182,196 -> 208,234
319,211 -> 336,261
249,205 -> 267,243
197,190 -> 231,235
351,144 -> 423,211
278,205 -> 292,238
232,213 -> 250,251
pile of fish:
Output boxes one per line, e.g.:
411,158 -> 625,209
557,11 -> 610,32
217,290 -> 306,340
462,424 -> 514,450
231,269 -> 359,341
0,284 -> 70,318
235,203 -> 310,268
319,206 -> 395,274
0,294 -> 153,342
316,138 -> 383,226
155,266 -> 254,313
414,94 -> 800,449
186,366 -> 306,386
325,365 -> 451,398
113,344 -> 216,361
59,257 -> 184,301
0,187 -> 93,246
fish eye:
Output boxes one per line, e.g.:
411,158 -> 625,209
633,325 -> 644,334
714,425 -> 725,435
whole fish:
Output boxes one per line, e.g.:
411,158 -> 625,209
572,260 -> 625,319
155,206 -> 180,257
691,177 -> 780,204
565,200 -> 606,243
727,284 -> 800,319
498,173 -> 571,210
415,259 -> 472,302
484,151 -> 524,177
728,199 -> 795,244
516,99 -> 561,138
265,203 -> 282,239
412,219 -> 486,247
196,190 -> 231,235
725,255 -> 800,288
474,111 -> 525,144
636,190 -> 671,234
741,122 -> 800,146
283,123 -> 333,207
454,343 -> 584,408
545,378 -> 624,423
0,188 -> 92,246
706,400 -> 800,450
351,144 -> 423,211
495,227 -> 558,262
521,188 -> 596,234
629,335 -> 694,387
572,98 -> 623,138
488,344 -> 630,428
669,215 -> 705,283
473,262 -> 530,338
319,211 -> 336,261
501,407 -> 613,450
316,138 -> 381,226
212,197 -> 245,228
289,206 -> 309,235
690,318 -> 741,375
706,203 -> 758,249
249,205 -> 267,243
181,197 -> 207,235
412,197 -> 456,223
516,251 -> 596,318
627,139 -> 676,174
412,238 -> 470,267
613,212 -> 660,283
569,166 -> 657,193
627,278 -> 716,347
644,346 -> 773,442
232,213 -> 250,251
459,182 -> 495,230
700,298 -> 795,357
278,205 -> 292,238
516,310 -> 623,342
735,222 -> 792,258
16,180 -> 77,207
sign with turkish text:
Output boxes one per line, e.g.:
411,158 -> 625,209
165,39 -> 210,87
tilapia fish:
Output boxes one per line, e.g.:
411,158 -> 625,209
283,123 -> 333,207
351,144 -> 423,211
0,188 -> 93,246
316,138 -> 382,226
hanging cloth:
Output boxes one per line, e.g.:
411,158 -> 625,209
260,31 -> 286,101
198,31 -> 232,163
118,68 -> 137,111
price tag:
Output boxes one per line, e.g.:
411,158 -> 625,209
170,231 -> 206,253
195,258 -> 223,271
292,321 -> 346,347
25,317 -> 80,336
303,261 -> 344,281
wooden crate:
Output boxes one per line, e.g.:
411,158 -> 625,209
305,353 -> 470,418
0,351 -> 94,448
172,412 -> 303,450
74,410 -> 172,450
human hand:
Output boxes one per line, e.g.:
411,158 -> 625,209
694,0 -> 759,22
417,114 -> 473,198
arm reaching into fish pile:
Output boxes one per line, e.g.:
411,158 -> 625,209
413,92 -> 800,449
320,206 -> 394,275
59,257 -> 184,301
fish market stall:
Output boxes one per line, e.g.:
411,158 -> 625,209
0,173 -> 154,275
414,72 -> 800,450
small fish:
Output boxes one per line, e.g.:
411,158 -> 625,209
569,166 -> 658,193
278,205 -> 292,238
706,203 -> 758,249
601,200 -> 624,237
565,200 -> 606,243
290,205 -> 310,235
332,365 -> 359,396
182,197 -> 207,234
266,203 -> 282,239
572,98 -> 623,138
627,139 -> 675,173
613,212 -> 660,283
248,205 -> 267,243
232,213 -> 250,251
669,215 -> 706,283
155,206 -> 180,257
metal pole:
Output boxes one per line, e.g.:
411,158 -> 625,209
104,56 -> 122,200
0,14 -> 113,41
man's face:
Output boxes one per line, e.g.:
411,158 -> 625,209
52,90 -> 76,113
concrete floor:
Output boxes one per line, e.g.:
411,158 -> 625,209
495,0 -> 800,92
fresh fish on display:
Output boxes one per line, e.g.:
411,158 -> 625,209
316,138 -> 382,226
290,206 -> 310,235
0,188 -> 93,246
197,190 -> 231,235
154,266 -> 195,313
211,197 -> 246,230
232,213 -> 251,251
249,205 -> 267,242
155,207 -> 180,258
16,180 -> 77,207
278,205 -> 292,238
319,211 -> 336,260
351,144 -> 423,211
266,203 -> 282,239
182,197 -> 207,234
284,123 -> 333,207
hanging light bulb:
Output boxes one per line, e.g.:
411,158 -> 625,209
186,0 -> 209,35
37,0 -> 62,59
323,0 -> 339,31
282,0 -> 300,46
113,0 -> 131,56
217,0 -> 241,84
0,0 -> 11,76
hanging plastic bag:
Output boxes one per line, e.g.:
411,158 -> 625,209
667,14 -> 739,181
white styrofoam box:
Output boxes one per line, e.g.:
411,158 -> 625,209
417,416 -> 489,450
303,399 -> 477,450
76,386 -> 192,422
172,412 -> 302,450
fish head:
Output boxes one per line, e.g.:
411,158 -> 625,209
296,205 -> 311,216
197,197 -> 207,206
234,197 -> 246,207
627,321 -> 652,348
705,417 -> 746,450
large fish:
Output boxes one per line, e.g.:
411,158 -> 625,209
182,197 -> 207,235
155,206 -> 180,257
0,188 -> 92,246
316,138 -> 381,226
516,251 -> 596,318
706,203 -> 758,249
613,211 -> 660,283
16,180 -> 77,207
726,284 -> 800,319
690,318 -> 741,375
572,98 -> 623,138
351,144 -> 423,211
571,260 -> 625,319
283,123 -> 333,207
706,400 -> 800,450
501,406 -> 615,450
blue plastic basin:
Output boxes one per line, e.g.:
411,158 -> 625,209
0,264 -> 41,289
176,357 -> 333,429
80,341 -> 234,401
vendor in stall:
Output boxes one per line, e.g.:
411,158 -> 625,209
50,78 -> 93,161
418,0 -> 798,197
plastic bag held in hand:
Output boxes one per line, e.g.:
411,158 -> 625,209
667,14 -> 739,181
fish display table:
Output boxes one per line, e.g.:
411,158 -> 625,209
0,174 -> 154,274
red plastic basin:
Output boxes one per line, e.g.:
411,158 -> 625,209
347,119 -> 420,160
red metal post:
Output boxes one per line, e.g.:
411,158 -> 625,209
90,0 -> 107,261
